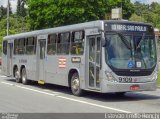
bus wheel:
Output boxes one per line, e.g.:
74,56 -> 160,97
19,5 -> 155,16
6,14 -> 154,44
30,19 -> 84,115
21,68 -> 29,85
14,68 -> 21,83
71,73 -> 83,96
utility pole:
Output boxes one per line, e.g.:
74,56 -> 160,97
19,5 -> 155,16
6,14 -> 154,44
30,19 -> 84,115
121,0 -> 123,19
7,0 -> 9,36
121,0 -> 123,10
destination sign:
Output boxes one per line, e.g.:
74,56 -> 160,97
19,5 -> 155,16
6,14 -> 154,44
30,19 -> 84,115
105,23 -> 153,32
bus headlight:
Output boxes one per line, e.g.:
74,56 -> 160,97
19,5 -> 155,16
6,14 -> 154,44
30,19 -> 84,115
105,71 -> 114,81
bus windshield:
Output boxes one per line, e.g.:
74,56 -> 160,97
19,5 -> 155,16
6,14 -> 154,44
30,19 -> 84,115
105,33 -> 157,69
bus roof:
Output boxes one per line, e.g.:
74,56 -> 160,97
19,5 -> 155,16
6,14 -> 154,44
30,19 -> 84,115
3,20 -> 152,40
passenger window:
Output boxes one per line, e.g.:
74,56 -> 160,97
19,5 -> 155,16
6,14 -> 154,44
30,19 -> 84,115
19,38 -> 25,54
71,31 -> 84,55
47,34 -> 57,55
26,37 -> 37,55
14,39 -> 19,55
57,32 -> 70,54
13,38 -> 25,55
3,40 -> 7,55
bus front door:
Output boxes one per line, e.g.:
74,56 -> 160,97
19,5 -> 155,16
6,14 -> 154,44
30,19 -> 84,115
87,36 -> 101,90
7,43 -> 13,76
37,39 -> 46,83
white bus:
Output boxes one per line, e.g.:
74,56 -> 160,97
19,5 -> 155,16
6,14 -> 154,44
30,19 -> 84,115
2,20 -> 158,96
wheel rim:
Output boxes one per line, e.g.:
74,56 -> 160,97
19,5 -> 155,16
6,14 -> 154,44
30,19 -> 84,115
22,69 -> 26,83
15,70 -> 19,80
72,77 -> 80,92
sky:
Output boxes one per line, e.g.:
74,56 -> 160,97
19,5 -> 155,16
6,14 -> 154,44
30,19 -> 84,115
0,0 -> 160,13
0,0 -> 17,13
132,0 -> 160,4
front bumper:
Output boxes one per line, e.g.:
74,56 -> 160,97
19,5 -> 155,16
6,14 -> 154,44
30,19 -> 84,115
101,81 -> 157,93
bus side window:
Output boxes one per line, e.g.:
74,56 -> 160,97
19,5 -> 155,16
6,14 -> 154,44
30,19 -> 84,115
57,32 -> 70,54
57,34 -> 61,54
71,31 -> 84,55
3,40 -> 7,55
14,39 -> 19,55
13,38 -> 25,55
26,37 -> 36,55
19,38 -> 25,54
47,34 -> 57,55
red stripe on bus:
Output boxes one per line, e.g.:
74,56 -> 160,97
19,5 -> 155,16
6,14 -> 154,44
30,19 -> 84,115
59,65 -> 66,68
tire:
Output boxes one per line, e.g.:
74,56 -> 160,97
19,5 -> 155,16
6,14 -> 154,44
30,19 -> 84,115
21,68 -> 29,85
115,92 -> 126,96
71,73 -> 83,96
14,68 -> 21,83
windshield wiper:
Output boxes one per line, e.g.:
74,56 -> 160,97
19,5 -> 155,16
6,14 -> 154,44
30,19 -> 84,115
117,32 -> 132,50
105,32 -> 131,49
135,34 -> 147,68
136,33 -> 145,50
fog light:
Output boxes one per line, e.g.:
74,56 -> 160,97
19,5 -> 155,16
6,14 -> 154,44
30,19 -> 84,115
105,71 -> 114,81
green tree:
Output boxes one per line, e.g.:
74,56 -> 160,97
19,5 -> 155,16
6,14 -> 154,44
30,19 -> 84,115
0,15 -> 30,53
28,0 -> 134,30
132,1 -> 160,29
28,0 -> 107,29
0,1 -> 12,19
0,6 -> 7,19
17,0 -> 27,17
17,0 -> 21,16
152,4 -> 160,29
129,13 -> 144,22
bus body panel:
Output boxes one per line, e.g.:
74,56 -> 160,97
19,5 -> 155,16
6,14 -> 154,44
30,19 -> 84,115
2,53 -> 8,76
12,55 -> 37,81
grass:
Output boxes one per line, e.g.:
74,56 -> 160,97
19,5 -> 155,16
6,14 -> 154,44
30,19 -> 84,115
157,72 -> 160,87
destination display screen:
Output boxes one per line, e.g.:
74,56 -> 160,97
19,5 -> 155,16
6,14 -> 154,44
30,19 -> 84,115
105,23 -> 154,32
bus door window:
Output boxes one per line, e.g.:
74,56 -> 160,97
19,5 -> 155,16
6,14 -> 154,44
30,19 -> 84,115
89,38 -> 96,87
96,37 -> 101,65
89,37 -> 101,88
89,38 -> 95,62
40,41 -> 46,59
96,37 -> 101,87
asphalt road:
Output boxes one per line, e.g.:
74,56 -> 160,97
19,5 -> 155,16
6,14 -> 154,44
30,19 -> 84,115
0,69 -> 160,114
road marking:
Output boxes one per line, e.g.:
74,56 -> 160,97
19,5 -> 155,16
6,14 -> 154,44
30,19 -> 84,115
16,85 -> 59,96
57,96 -> 131,113
1,81 -> 132,113
0,75 -> 7,78
1,82 -> 14,86
1,81 -> 59,96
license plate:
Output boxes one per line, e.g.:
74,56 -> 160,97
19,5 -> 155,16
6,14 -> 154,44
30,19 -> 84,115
130,85 -> 140,91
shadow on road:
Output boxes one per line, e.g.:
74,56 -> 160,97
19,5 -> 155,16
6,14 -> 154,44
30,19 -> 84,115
6,78 -> 160,102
